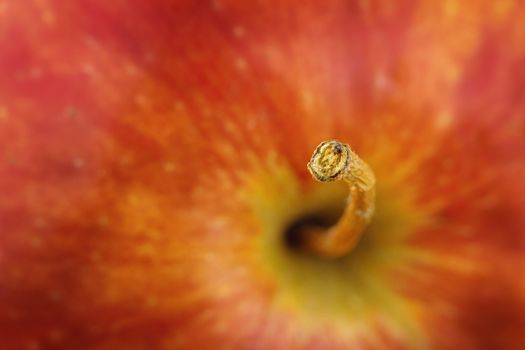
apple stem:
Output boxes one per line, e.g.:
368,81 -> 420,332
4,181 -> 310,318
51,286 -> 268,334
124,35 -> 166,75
302,140 -> 376,258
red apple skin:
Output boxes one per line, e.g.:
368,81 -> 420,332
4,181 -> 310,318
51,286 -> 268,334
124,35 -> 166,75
1,1 -> 525,349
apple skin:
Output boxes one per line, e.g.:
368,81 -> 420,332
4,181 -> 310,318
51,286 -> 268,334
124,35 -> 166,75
1,1 -> 525,349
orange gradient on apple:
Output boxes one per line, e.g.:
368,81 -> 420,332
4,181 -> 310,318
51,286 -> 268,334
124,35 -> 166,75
1,1 -> 525,349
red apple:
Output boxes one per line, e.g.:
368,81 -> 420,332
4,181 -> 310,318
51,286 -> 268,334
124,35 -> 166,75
1,1 -> 525,349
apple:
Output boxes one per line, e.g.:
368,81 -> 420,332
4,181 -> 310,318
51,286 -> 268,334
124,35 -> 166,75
1,1 -> 525,349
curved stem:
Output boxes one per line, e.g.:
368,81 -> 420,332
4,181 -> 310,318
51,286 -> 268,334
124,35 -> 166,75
302,140 -> 376,258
